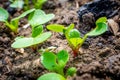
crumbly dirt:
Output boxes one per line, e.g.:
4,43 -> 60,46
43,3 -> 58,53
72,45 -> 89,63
0,0 -> 120,80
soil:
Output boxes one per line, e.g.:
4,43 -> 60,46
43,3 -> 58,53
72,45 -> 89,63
0,0 -> 120,80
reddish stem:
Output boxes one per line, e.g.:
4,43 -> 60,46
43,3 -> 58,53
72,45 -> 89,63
31,45 -> 38,52
73,49 -> 79,57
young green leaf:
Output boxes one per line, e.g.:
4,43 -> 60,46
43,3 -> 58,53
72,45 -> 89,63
11,37 -> 33,48
37,73 -> 66,80
28,9 -> 55,27
11,32 -> 52,48
41,51 -> 58,71
68,29 -> 80,38
47,24 -> 65,32
57,50 -> 69,68
69,38 -> 83,48
33,32 -> 52,45
87,22 -> 108,36
10,19 -> 19,28
5,21 -> 18,33
96,17 -> 107,24
0,7 -> 9,22
64,23 -> 75,39
66,67 -> 77,77
35,0 -> 47,9
32,25 -> 43,37
66,24 -> 74,31
12,8 -> 35,21
10,0 -> 24,9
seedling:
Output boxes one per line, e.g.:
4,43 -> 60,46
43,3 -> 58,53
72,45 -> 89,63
47,17 -> 108,57
33,0 -> 47,9
40,50 -> 76,79
24,0 -> 47,10
11,9 -> 55,49
0,7 -> 35,33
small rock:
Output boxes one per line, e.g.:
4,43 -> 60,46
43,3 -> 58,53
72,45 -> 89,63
99,47 -> 111,57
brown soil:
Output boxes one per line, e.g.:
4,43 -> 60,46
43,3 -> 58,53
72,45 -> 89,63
0,0 -> 120,80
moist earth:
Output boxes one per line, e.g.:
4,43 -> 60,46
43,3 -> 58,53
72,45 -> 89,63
0,0 -> 120,80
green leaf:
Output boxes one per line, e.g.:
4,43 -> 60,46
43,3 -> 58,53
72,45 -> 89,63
11,32 -> 51,48
33,32 -> 52,45
12,8 -> 35,21
11,37 -> 34,48
64,24 -> 74,39
87,23 -> 108,36
5,21 -> 18,33
69,38 -> 83,48
28,9 -> 45,20
67,24 -> 74,29
10,19 -> 19,27
96,17 -> 107,24
28,9 -> 55,27
57,50 -> 69,68
41,52 -> 58,71
66,67 -> 77,77
0,7 -> 9,22
9,19 -> 19,32
64,23 -> 74,33
10,0 -> 24,9
32,25 -> 43,37
47,24 -> 65,32
35,0 -> 47,9
68,29 -> 81,38
37,73 -> 66,80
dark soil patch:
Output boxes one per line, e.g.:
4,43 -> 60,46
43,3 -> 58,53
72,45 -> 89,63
0,0 -> 120,80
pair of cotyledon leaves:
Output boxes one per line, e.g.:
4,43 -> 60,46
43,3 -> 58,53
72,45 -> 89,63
11,9 -> 54,48
38,50 -> 76,80
38,50 -> 68,80
0,8 -> 35,32
47,17 -> 108,48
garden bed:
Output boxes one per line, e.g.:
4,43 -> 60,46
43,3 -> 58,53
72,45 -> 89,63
0,0 -> 120,80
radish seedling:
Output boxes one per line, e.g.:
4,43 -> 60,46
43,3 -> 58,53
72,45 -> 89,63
24,0 -> 47,10
33,0 -> 47,9
11,9 -> 55,49
0,7 -> 35,33
40,50 -> 76,79
47,17 -> 108,57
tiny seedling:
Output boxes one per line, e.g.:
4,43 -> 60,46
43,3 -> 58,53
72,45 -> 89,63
40,50 -> 76,79
47,17 -> 108,57
11,9 -> 55,49
24,0 -> 47,10
0,7 -> 35,33
33,0 -> 47,9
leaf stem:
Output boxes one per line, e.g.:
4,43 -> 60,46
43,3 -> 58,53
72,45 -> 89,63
5,21 -> 18,33
56,68 -> 64,77
31,44 -> 38,52
24,0 -> 29,10
72,48 -> 79,57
